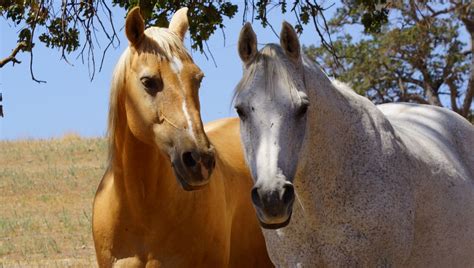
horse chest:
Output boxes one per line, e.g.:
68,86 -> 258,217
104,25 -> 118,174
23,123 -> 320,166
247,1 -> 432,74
101,195 -> 231,267
112,227 -> 229,267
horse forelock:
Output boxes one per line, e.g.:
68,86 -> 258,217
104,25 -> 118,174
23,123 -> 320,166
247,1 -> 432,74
233,44 -> 304,105
106,27 -> 190,167
141,27 -> 190,62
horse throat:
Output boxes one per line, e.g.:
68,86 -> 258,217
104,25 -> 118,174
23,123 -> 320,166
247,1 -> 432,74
112,119 -> 179,219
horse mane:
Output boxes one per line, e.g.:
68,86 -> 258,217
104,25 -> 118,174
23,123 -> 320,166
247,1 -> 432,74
106,27 -> 190,167
331,79 -> 355,94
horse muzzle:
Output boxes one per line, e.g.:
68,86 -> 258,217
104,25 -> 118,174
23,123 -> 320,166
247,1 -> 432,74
171,147 -> 216,191
251,182 -> 295,229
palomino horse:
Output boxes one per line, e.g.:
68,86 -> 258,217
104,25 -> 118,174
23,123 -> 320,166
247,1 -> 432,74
92,8 -> 272,267
234,22 -> 474,267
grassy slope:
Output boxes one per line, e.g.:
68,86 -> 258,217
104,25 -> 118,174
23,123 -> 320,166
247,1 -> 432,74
0,135 -> 107,267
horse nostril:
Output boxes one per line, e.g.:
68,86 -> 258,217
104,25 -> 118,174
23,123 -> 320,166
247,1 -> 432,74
208,157 -> 215,170
282,183 -> 295,205
182,152 -> 197,167
201,152 -> 215,170
251,187 -> 262,207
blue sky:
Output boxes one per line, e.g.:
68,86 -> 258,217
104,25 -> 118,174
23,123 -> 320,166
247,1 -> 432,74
1,4 -> 343,140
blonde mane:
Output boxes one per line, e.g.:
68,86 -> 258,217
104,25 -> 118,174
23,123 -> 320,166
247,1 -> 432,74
106,27 -> 190,166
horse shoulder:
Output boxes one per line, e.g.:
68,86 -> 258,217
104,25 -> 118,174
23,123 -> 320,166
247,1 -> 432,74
93,169 -> 121,267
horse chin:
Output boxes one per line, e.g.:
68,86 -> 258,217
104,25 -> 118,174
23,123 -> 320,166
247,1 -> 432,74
173,167 -> 208,191
258,210 -> 293,229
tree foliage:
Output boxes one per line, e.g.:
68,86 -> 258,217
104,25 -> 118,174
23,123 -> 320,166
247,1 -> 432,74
305,0 -> 474,120
1,0 -> 119,81
1,0 -> 346,82
5,1 -> 469,120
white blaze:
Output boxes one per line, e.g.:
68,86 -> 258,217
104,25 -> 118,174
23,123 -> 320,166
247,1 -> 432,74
255,122 -> 281,188
182,101 -> 196,142
170,55 -> 195,142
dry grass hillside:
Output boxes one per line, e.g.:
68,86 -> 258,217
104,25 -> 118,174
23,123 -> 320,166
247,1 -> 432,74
1,134 -> 107,267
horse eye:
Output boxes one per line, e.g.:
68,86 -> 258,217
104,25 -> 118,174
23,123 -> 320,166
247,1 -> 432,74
296,102 -> 309,117
235,106 -> 246,120
140,76 -> 163,95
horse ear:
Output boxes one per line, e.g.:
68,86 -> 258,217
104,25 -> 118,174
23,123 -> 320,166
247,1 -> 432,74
169,7 -> 189,41
126,7 -> 145,46
280,21 -> 300,62
238,22 -> 258,65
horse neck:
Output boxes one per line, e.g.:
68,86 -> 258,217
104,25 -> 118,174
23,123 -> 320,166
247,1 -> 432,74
297,61 -> 399,189
111,114 -> 182,219
302,62 -> 369,145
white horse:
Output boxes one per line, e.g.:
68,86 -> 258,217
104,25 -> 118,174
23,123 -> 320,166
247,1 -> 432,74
234,21 -> 474,267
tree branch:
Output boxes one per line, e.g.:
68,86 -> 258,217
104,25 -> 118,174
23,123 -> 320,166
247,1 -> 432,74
461,64 -> 474,117
392,68 -> 424,88
305,0 -> 342,69
400,75 -> 424,88
402,93 -> 430,104
0,93 -> 3,117
0,42 -> 27,68
446,78 -> 460,113
426,4 -> 457,18
410,56 -> 443,106
29,0 -> 46,83
457,1 -> 474,118
397,76 -> 429,104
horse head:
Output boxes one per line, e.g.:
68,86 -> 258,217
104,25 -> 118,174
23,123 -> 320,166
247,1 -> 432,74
234,22 -> 309,228
111,7 -> 215,191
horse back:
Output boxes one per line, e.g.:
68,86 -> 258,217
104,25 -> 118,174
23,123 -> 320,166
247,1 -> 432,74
379,103 -> 474,179
378,103 -> 474,266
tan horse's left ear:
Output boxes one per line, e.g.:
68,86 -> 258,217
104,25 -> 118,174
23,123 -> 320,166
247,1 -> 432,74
169,7 -> 189,41
280,21 -> 300,62
126,7 -> 145,46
